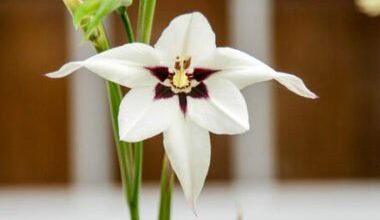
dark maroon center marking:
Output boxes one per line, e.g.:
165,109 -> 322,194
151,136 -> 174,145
148,65 -> 214,115
146,66 -> 170,82
192,68 -> 219,81
153,82 -> 209,114
154,84 -> 175,99
178,93 -> 187,114
188,82 -> 209,99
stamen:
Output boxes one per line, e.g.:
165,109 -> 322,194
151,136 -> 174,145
174,58 -> 181,70
183,57 -> 191,69
171,56 -> 192,90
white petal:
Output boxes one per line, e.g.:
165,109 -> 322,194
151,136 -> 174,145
274,72 -> 318,99
163,112 -> 211,208
198,47 -> 318,98
118,86 -> 178,142
47,43 -> 161,88
154,12 -> 216,65
46,61 -> 82,78
188,77 -> 249,135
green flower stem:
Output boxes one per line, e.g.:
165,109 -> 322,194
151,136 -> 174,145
91,25 -> 139,219
117,8 -> 145,220
118,6 -> 135,43
137,0 -> 146,41
129,141 -> 143,220
105,80 -> 134,202
116,7 -> 137,189
64,1 -> 147,219
158,154 -> 175,220
137,0 -> 157,43
117,1 -> 158,218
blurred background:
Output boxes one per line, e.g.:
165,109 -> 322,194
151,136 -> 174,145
1,0 -> 380,219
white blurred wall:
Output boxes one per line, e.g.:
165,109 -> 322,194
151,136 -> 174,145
230,0 -> 275,183
67,13 -> 113,185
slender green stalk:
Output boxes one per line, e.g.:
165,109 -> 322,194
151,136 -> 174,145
137,0 -> 157,43
117,7 -> 136,180
118,6 -> 135,43
158,155 -> 175,220
132,142 -> 143,202
129,141 -> 143,220
137,0 -> 146,41
117,8 -> 145,220
105,80 -> 134,202
92,1 -> 158,219
92,25 -> 138,219
64,1 -> 153,219
64,0 -> 137,216
117,2 -> 157,219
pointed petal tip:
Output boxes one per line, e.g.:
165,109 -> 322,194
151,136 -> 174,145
155,11 -> 215,63
303,91 -> 319,99
45,72 -> 61,78
275,72 -> 319,100
188,197 -> 198,216
178,11 -> 206,19
302,92 -> 319,100
45,61 -> 83,79
190,11 -> 205,18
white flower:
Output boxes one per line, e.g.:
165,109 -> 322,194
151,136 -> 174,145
47,12 -> 317,207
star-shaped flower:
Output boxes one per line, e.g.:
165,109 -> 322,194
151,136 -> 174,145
47,12 -> 317,207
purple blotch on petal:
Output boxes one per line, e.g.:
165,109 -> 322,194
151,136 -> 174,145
146,66 -> 170,82
192,68 -> 219,81
154,83 -> 175,100
188,82 -> 209,99
178,93 -> 187,114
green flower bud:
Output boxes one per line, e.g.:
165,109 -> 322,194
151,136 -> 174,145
62,0 -> 132,46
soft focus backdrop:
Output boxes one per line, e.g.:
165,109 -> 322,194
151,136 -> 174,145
1,0 -> 379,219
